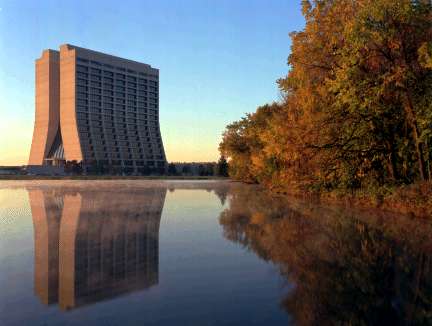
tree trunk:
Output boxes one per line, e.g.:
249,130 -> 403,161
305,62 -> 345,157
404,91 -> 429,181
386,141 -> 398,181
425,138 -> 431,180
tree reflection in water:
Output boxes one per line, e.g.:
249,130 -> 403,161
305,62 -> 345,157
219,185 -> 432,325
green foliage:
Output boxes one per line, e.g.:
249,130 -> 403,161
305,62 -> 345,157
215,156 -> 229,177
167,163 -> 178,176
419,42 -> 432,69
220,0 -> 432,191
64,160 -> 83,174
181,165 -> 192,175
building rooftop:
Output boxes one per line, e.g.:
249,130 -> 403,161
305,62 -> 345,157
61,44 -> 157,71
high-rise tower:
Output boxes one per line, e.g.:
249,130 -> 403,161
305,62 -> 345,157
29,44 -> 167,174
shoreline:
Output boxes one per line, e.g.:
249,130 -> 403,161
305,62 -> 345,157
0,175 -> 229,181
271,182 -> 432,219
0,178 -> 235,191
1,176 -> 430,218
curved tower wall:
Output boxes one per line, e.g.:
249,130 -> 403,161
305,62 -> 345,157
60,45 -> 83,162
28,50 -> 60,165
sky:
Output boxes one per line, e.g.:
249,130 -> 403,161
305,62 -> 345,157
0,0 -> 304,165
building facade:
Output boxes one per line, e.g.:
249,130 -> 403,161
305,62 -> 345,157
29,44 -> 167,174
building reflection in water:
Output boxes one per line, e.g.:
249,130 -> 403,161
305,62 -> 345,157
29,188 -> 166,310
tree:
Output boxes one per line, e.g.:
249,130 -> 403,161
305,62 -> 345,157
167,163 -> 177,176
205,163 -> 215,176
198,164 -> 206,176
181,165 -> 191,175
64,160 -> 83,175
220,0 -> 432,191
323,0 -> 432,182
219,103 -> 283,184
215,156 -> 229,177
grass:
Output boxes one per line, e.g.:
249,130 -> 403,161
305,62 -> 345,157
316,181 -> 432,218
268,179 -> 432,218
0,175 -> 229,181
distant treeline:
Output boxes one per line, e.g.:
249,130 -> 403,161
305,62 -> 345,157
61,157 -> 229,177
167,158 -> 229,177
220,0 -> 432,192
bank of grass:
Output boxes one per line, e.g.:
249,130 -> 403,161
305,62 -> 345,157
296,182 -> 432,218
0,175 -> 229,181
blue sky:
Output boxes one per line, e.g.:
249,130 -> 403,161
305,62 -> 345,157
0,0 -> 304,165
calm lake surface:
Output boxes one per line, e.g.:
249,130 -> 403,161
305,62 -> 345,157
0,180 -> 431,325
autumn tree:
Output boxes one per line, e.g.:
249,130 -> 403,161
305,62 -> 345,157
325,0 -> 432,183
219,103 -> 283,184
220,0 -> 432,191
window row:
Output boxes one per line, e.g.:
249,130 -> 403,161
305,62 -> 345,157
76,99 -> 154,107
82,150 -> 160,161
81,129 -> 162,140
77,93 -> 154,102
76,72 -> 154,86
77,86 -> 151,96
76,59 -> 158,81
78,113 -> 158,122
76,118 -> 155,127
78,125 -> 160,136
77,105 -> 150,114
84,142 -> 163,153
76,77 -> 157,91
81,131 -> 161,140
79,160 -> 160,166
82,144 -> 162,154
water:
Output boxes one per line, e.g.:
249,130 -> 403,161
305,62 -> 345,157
0,180 -> 431,325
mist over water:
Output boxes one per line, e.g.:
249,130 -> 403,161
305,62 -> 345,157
0,181 -> 431,325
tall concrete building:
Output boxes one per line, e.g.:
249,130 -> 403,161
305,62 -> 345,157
29,44 -> 167,174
